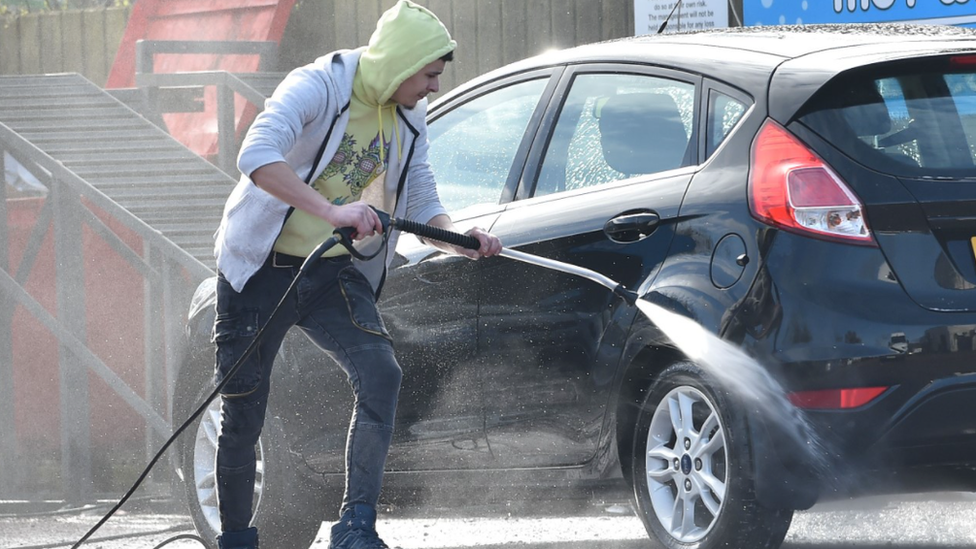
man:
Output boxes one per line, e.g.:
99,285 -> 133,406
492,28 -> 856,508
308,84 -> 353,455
211,2 -> 502,548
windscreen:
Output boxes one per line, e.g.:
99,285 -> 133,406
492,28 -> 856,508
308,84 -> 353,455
799,55 -> 976,178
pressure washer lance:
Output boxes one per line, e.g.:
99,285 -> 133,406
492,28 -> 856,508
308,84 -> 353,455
389,215 -> 639,305
71,210 -> 639,549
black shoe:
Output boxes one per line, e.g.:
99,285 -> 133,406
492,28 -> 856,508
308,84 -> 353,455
217,526 -> 258,549
328,504 -> 391,549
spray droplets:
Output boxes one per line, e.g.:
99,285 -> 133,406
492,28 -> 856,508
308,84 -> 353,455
634,299 -> 830,475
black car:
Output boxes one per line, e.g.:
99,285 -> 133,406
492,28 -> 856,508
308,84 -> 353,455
171,23 -> 976,549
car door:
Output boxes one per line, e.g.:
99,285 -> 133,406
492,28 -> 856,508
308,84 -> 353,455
378,71 -> 559,470
476,66 -> 702,468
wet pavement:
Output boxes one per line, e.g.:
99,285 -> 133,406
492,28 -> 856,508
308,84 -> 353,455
2,491 -> 976,548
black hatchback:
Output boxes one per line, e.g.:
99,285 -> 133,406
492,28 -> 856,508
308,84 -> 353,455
172,23 -> 976,549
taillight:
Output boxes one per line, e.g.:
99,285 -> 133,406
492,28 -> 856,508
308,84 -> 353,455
749,120 -> 876,246
949,54 -> 976,68
788,386 -> 888,410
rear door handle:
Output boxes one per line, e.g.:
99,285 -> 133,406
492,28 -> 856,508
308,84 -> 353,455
603,211 -> 661,243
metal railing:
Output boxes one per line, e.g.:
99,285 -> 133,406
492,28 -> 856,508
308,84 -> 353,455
0,87 -> 218,501
133,39 -> 285,175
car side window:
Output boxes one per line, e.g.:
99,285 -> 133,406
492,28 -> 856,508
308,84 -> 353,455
534,73 -> 694,198
706,90 -> 746,158
427,78 -> 549,213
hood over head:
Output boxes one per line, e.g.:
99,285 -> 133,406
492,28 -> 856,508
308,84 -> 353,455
356,0 -> 456,106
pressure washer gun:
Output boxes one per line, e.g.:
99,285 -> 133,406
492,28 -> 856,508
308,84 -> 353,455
328,207 -> 639,306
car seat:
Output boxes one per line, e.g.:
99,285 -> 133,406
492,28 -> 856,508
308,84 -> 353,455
841,82 -> 921,167
598,92 -> 689,176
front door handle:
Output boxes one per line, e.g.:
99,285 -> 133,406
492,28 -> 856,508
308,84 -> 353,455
603,211 -> 661,243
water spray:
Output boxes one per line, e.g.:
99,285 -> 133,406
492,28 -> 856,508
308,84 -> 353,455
633,301 -> 829,474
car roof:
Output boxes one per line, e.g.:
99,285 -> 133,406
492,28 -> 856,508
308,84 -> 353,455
439,23 -> 976,118
532,23 -> 976,69
625,23 -> 976,59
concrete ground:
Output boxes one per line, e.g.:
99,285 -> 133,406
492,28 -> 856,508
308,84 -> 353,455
3,491 -> 976,549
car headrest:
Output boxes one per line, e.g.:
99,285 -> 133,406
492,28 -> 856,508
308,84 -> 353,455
841,82 -> 891,137
598,92 -> 688,175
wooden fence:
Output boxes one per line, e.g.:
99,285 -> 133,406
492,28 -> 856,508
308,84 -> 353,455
278,0 -> 637,94
0,0 -> 636,94
0,7 -> 132,89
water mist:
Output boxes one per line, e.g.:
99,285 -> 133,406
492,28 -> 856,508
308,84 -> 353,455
634,298 -> 830,475
495,246 -> 829,474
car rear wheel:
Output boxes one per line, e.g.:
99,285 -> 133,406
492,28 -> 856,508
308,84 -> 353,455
632,361 -> 793,549
177,385 -> 327,549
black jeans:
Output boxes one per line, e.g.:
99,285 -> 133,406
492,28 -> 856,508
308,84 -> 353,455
213,254 -> 401,534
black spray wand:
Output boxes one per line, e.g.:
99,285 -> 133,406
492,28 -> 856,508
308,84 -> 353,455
382,213 -> 639,306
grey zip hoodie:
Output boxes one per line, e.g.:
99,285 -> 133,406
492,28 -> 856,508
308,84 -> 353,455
213,47 -> 448,294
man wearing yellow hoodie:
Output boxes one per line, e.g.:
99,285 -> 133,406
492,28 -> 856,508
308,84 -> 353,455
211,2 -> 501,548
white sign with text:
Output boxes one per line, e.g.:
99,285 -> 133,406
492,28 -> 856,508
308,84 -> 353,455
635,0 -> 730,35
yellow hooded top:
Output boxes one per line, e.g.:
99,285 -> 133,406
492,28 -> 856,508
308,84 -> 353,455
273,0 -> 456,258
357,0 -> 457,106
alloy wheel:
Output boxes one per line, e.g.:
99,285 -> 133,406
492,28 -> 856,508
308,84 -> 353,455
644,385 -> 728,543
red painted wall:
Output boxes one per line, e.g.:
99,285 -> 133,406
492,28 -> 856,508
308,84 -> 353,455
106,0 -> 296,161
7,197 -> 149,456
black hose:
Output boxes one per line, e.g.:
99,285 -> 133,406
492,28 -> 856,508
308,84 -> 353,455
22,524 -> 199,549
151,533 -> 209,549
71,215 -> 409,548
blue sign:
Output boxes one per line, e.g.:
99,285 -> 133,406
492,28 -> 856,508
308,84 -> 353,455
744,0 -> 976,28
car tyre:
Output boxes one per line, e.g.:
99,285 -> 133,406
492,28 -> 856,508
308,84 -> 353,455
632,361 -> 793,549
177,383 -> 327,549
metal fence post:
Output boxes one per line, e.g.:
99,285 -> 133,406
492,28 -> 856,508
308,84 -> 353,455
52,176 -> 94,504
0,152 -> 16,497
217,80 -> 237,176
162,260 -> 183,424
143,242 -> 166,482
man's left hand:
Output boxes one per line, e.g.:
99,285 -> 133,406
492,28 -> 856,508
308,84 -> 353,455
459,227 -> 502,260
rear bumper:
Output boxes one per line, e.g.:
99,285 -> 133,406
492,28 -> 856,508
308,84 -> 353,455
821,373 -> 976,485
750,372 -> 976,510
878,374 -> 976,455
732,234 -> 976,508
786,351 -> 976,458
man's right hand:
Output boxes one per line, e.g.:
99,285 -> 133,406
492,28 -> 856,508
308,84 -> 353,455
325,202 -> 384,240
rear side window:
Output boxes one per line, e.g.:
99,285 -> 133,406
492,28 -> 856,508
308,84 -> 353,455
534,73 -> 695,197
706,90 -> 747,158
799,58 -> 976,176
